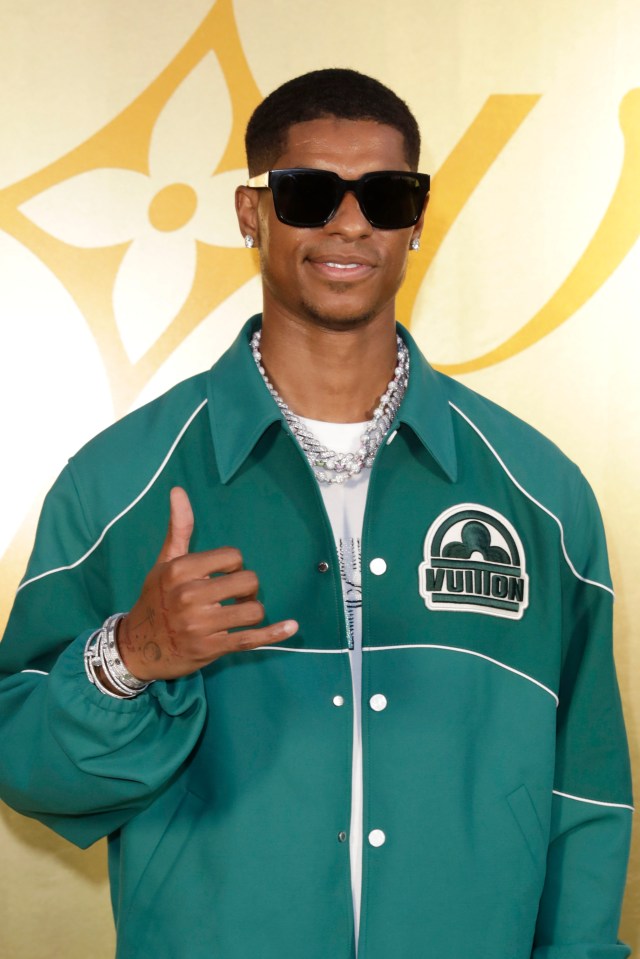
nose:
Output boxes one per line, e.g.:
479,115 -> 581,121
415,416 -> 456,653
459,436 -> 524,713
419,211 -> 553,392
326,189 -> 373,238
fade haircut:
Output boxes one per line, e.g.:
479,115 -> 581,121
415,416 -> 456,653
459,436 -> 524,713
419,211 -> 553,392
245,68 -> 421,175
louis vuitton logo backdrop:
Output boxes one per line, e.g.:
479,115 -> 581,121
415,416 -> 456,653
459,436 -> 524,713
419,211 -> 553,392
1,1 -> 638,953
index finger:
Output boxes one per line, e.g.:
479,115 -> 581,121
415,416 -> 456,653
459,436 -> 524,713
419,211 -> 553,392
163,546 -> 244,582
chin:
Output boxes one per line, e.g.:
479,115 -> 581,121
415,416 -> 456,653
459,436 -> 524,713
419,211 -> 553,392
300,299 -> 380,332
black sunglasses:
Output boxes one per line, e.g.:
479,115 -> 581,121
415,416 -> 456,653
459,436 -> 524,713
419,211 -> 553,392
246,168 -> 430,230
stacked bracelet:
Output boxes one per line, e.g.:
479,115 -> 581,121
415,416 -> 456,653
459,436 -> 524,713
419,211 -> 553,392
84,614 -> 153,699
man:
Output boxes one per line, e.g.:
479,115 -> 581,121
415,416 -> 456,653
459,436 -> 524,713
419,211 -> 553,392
0,69 -> 633,958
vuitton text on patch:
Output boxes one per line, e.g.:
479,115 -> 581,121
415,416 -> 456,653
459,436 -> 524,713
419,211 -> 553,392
418,503 -> 529,620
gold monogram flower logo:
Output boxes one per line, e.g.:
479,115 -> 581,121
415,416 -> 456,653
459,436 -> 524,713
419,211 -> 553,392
20,53 -> 246,363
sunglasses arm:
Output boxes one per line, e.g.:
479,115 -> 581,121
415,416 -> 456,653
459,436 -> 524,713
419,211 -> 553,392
247,173 -> 270,188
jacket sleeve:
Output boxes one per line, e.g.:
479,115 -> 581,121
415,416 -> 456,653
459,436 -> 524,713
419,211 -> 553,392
0,463 -> 208,849
533,475 -> 633,958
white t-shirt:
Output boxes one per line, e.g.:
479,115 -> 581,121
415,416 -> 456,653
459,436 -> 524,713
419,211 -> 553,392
299,417 -> 370,951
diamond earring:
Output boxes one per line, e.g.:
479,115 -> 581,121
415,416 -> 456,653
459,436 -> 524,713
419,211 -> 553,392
244,235 -> 255,249
410,237 -> 420,251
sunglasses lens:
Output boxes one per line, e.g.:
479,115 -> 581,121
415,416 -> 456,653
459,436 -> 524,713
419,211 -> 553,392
361,174 -> 424,229
268,170 -> 428,229
273,172 -> 338,227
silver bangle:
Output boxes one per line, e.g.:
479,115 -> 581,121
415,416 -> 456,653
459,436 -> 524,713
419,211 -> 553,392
84,630 -> 135,699
84,615 -> 153,699
102,614 -> 150,691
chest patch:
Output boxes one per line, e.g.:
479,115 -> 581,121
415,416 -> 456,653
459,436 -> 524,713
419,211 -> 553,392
418,503 -> 529,620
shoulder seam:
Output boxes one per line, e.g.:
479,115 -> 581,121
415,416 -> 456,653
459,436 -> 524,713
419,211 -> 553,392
449,402 -> 613,597
18,399 -> 208,593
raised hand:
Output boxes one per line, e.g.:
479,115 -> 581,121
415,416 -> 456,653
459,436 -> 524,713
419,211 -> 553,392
115,487 -> 298,681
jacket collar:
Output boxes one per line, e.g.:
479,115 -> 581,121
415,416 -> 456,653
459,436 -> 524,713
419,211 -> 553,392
395,323 -> 458,482
207,314 -> 458,484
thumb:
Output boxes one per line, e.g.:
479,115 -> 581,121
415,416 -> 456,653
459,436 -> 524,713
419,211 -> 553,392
158,486 -> 194,562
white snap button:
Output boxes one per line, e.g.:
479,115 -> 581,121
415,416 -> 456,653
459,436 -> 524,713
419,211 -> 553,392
333,695 -> 345,707
369,557 -> 387,576
369,694 -> 387,712
368,829 -> 386,847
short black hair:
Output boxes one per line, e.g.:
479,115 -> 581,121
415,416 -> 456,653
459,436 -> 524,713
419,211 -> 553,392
245,68 -> 421,175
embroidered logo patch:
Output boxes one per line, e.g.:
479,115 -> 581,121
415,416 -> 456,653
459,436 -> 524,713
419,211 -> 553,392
418,504 -> 529,620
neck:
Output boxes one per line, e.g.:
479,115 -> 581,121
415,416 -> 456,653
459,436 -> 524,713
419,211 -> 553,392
258,312 -> 399,423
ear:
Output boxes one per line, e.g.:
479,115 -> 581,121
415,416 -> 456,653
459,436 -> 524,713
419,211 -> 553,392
235,186 -> 260,245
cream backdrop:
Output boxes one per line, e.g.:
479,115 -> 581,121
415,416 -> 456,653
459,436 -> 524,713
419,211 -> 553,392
1,0 -> 638,955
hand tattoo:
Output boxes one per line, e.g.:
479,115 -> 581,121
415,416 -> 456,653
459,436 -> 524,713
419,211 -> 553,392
143,642 -> 162,662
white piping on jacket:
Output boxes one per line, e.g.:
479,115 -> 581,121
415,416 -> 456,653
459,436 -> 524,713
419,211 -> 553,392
449,402 -> 614,598
253,646 -> 349,654
363,643 -> 559,705
553,789 -> 634,812
18,400 -> 208,592
258,643 -> 558,705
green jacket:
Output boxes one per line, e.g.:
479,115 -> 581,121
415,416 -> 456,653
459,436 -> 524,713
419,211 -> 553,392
0,317 -> 633,959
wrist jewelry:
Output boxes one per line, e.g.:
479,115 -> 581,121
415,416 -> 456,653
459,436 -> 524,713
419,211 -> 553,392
84,614 -> 152,699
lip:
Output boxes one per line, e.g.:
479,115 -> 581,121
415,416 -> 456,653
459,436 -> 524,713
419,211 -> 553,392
306,253 -> 376,281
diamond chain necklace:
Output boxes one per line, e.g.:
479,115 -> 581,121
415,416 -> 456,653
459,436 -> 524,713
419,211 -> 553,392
250,329 -> 409,484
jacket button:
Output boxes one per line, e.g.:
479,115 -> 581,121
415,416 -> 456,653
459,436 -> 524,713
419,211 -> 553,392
317,561 -> 330,573
369,694 -> 387,712
369,557 -> 387,576
338,831 -> 348,843
368,829 -> 386,847
333,695 -> 345,707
